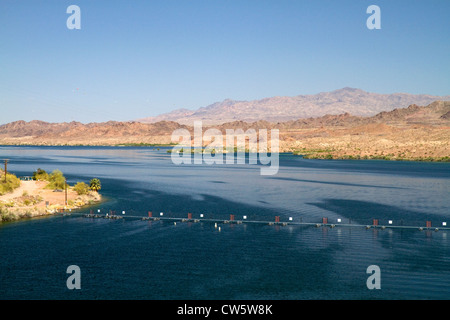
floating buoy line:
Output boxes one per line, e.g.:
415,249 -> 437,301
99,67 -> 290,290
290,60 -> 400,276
57,210 -> 450,233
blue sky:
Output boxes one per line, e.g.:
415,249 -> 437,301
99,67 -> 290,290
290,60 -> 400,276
0,0 -> 449,124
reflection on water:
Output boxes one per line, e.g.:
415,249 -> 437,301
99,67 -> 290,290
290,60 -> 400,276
0,146 -> 449,299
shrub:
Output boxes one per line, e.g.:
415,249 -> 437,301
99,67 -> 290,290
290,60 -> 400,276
32,168 -> 49,181
46,170 -> 66,190
0,173 -> 21,195
74,182 -> 89,195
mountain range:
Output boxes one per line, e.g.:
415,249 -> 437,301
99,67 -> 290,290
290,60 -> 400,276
0,99 -> 448,155
1,87 -> 449,161
137,87 -> 450,125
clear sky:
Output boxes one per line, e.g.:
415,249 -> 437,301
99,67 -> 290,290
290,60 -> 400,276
0,0 -> 449,124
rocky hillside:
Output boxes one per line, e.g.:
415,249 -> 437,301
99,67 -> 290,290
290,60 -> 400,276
137,88 -> 450,125
1,101 -> 449,161
0,120 -> 189,145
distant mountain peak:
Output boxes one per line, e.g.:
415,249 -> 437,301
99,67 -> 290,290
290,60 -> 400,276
333,87 -> 363,92
136,88 -> 450,125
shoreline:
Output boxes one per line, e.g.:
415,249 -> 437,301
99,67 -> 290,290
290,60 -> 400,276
1,143 -> 449,163
0,180 -> 102,223
297,153 -> 450,162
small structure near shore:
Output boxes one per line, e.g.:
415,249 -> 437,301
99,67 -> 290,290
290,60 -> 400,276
0,168 -> 102,222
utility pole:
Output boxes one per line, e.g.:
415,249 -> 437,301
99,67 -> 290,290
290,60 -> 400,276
3,159 -> 8,183
65,179 -> 68,206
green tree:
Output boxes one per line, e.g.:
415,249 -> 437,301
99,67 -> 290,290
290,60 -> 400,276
74,182 -> 90,195
47,170 -> 66,190
89,178 -> 101,192
32,168 -> 49,181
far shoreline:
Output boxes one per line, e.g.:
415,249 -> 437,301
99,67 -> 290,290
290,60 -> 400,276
297,153 -> 450,162
2,144 -> 448,163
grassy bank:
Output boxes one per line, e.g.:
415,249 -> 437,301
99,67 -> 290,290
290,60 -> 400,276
295,151 -> 450,162
0,172 -> 21,195
115,143 -> 177,147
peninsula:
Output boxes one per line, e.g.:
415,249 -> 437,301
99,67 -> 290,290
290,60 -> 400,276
0,169 -> 102,222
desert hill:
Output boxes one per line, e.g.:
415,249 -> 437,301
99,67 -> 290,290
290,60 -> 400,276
0,101 -> 449,161
137,88 -> 450,125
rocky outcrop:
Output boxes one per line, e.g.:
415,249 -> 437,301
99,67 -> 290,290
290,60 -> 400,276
137,88 -> 450,125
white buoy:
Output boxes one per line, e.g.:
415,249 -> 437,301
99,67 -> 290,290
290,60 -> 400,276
388,220 -> 393,225
214,223 -> 217,228
243,215 -> 247,220
218,226 -> 221,232
200,214 -> 204,218
443,222 -> 447,226
337,218 -> 342,223
174,222 -> 176,226
289,217 -> 293,221
160,212 -> 164,216
122,211 -> 125,215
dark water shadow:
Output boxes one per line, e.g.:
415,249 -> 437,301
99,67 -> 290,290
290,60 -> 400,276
308,199 -> 450,274
267,177 -> 407,190
281,157 -> 450,179
93,178 -> 285,220
307,199 -> 445,225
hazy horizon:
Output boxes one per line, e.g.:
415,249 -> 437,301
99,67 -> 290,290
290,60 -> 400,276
1,86 -> 449,126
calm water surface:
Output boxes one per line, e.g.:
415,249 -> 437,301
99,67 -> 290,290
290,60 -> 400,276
0,146 -> 449,299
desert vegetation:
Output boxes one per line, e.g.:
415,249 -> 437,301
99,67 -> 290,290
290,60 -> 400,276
0,169 -> 102,223
0,170 -> 21,195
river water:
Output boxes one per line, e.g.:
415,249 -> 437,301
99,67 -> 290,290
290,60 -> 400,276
0,146 -> 449,299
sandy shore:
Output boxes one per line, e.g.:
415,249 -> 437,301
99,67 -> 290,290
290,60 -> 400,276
0,180 -> 101,222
